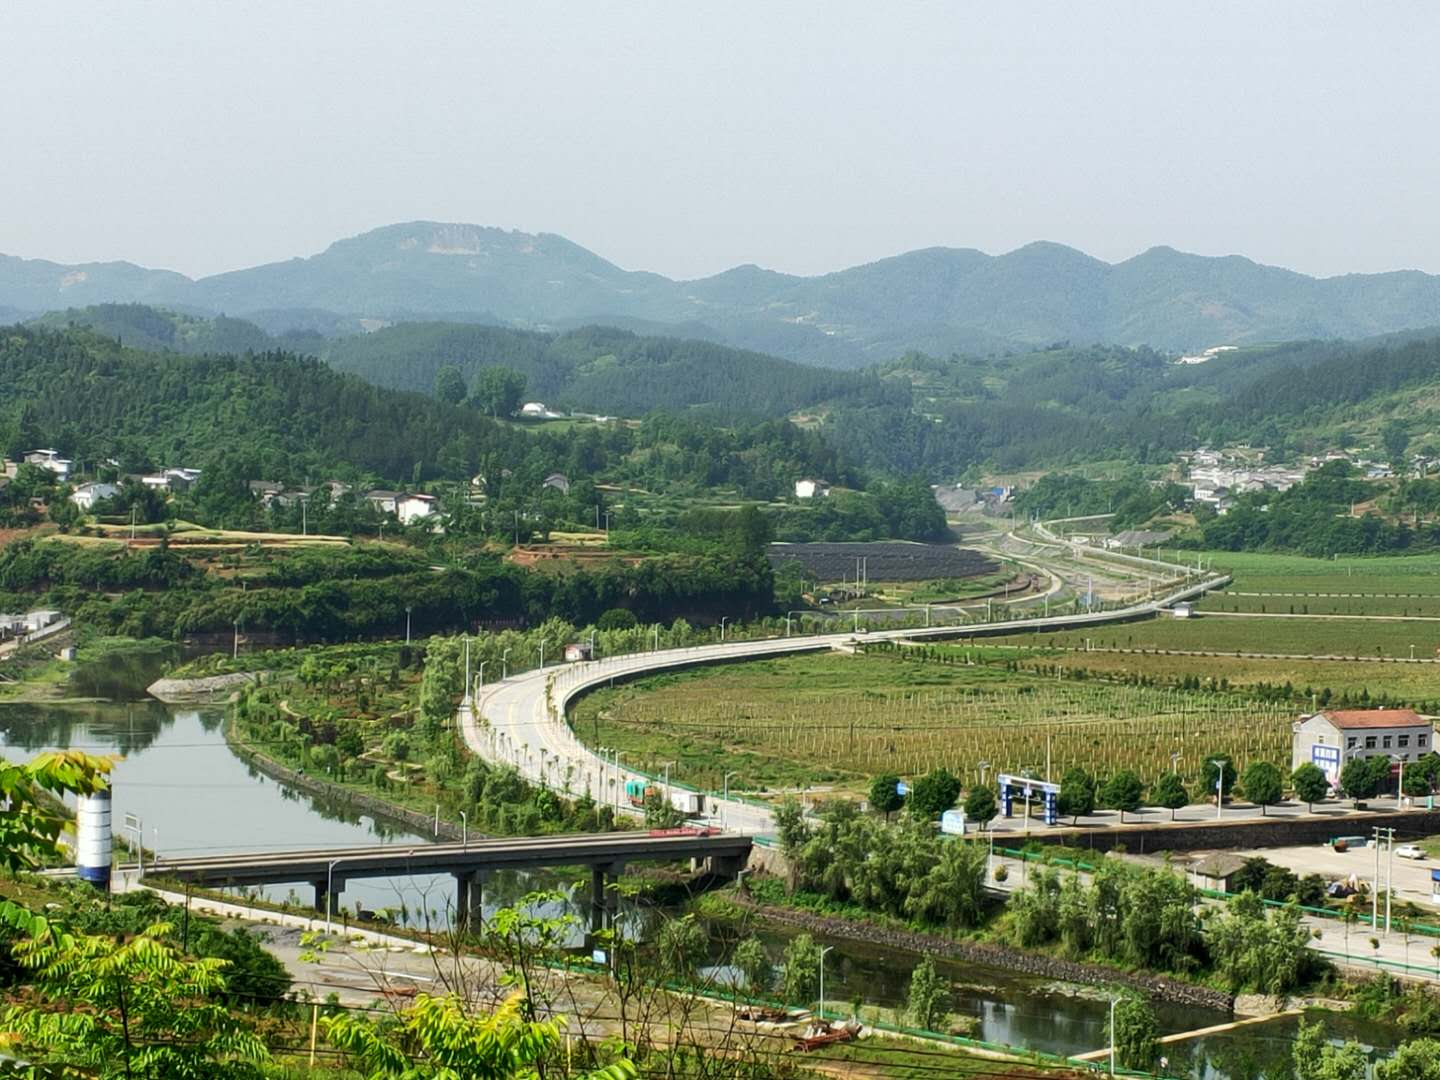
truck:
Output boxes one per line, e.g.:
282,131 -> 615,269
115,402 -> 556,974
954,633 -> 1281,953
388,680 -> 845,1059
624,779 -> 658,807
669,789 -> 705,818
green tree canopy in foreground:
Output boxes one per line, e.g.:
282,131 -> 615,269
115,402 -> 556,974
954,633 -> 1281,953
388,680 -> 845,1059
1151,771 -> 1188,820
1292,761 -> 1331,811
1242,761 -> 1285,815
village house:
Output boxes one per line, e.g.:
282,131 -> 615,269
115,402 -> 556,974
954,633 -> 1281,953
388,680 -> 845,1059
395,493 -> 438,525
794,478 -> 830,499
366,490 -> 401,515
24,450 -> 72,480
1291,708 -> 1434,788
70,481 -> 120,510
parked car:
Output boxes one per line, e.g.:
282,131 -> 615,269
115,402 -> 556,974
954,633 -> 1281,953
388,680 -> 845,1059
1396,844 -> 1426,860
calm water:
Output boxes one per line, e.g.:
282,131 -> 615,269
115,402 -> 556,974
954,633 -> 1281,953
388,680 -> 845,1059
0,699 -> 1401,1073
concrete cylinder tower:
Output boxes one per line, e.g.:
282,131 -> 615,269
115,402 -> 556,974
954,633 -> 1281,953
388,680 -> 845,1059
75,789 -> 112,891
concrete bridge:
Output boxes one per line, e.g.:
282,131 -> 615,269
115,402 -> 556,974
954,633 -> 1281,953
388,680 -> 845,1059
145,830 -> 752,930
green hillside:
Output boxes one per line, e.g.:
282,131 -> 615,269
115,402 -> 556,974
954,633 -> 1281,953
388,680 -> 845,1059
319,322 -> 899,418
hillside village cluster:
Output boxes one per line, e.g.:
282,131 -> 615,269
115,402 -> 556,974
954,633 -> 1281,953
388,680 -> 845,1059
0,448 -> 587,528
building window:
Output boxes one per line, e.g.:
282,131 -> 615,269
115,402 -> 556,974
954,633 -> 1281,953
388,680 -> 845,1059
1383,736 -> 1393,749
1422,734 -> 1430,748
1399,735 -> 1410,748
1366,736 -> 1378,749
1347,737 -> 1358,749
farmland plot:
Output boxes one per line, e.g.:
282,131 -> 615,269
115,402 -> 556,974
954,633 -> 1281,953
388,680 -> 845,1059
766,542 -> 998,582
569,653 -> 1293,795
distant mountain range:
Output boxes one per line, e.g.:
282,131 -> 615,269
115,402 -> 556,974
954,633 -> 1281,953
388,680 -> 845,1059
6,222 -> 1440,367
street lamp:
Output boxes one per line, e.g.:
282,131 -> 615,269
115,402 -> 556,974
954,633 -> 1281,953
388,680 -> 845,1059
405,606 -> 413,644
723,771 -> 737,803
818,945 -> 835,1020
1209,758 -> 1226,821
502,648 -> 511,679
539,640 -> 545,670
459,810 -> 467,850
720,617 -> 729,642
1109,997 -> 1118,1076
662,760 -> 677,804
463,636 -> 471,704
477,661 -> 487,696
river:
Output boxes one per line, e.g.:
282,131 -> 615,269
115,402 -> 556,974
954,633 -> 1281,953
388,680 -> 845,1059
0,698 -> 1402,1075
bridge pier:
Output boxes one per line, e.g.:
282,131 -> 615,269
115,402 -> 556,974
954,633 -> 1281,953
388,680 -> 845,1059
588,861 -> 624,940
707,852 -> 746,880
454,870 -> 486,929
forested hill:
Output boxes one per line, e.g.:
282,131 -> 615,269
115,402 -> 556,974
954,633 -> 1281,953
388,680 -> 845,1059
0,326 -> 516,483
0,326 -> 861,498
7,221 -> 1440,368
318,322 -> 901,418
30,305 -> 899,420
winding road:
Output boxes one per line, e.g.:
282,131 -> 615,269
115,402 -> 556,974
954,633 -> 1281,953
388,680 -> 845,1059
460,571 -> 1229,835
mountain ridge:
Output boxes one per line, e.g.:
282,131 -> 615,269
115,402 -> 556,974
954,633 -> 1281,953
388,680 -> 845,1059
4,221 -> 1440,367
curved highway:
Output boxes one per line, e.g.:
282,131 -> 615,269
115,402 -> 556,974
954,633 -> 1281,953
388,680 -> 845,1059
463,568 -> 1229,835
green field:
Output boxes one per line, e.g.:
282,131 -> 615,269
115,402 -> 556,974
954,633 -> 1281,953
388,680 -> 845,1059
569,652 -> 1293,795
1197,592 -> 1440,617
1004,613 -> 1440,659
1197,550 -> 1440,593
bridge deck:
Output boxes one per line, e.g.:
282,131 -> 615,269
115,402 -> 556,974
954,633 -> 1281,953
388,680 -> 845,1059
144,830 -> 753,887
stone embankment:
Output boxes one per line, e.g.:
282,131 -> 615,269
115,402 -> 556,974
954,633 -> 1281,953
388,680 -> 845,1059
146,672 -> 260,703
739,896 -> 1234,1012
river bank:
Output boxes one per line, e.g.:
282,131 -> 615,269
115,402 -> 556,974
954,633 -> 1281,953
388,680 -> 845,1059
222,713 -> 464,842
730,891 -> 1236,1013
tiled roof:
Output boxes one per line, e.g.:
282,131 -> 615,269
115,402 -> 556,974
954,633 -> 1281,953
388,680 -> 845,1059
1320,709 -> 1427,729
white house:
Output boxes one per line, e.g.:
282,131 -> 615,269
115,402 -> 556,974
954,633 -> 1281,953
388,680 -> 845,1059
794,478 -> 830,499
519,402 -> 554,418
542,473 -> 571,495
23,610 -> 62,633
396,493 -> 438,525
70,482 -> 119,511
24,450 -> 72,480
366,490 -> 401,515
1291,708 -> 1434,787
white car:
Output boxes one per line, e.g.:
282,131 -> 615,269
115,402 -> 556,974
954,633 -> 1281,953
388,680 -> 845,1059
1396,844 -> 1426,860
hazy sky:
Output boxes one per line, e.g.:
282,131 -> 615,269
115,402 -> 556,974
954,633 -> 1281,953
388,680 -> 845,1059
3,2 -> 1438,281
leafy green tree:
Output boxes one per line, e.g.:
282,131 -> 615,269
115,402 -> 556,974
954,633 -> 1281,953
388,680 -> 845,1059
1383,420 -> 1412,475
1341,757 -> 1383,804
1294,1018 -> 1368,1080
1,917 -> 270,1079
908,767 -> 962,818
1202,755 -> 1237,804
471,365 -> 528,418
734,935 -> 773,997
1112,994 -> 1160,1071
1376,1038 -> 1440,1080
869,774 -> 905,819
434,364 -> 468,405
1101,770 -> 1144,822
963,784 -> 997,827
773,798 -> 810,862
656,915 -> 707,978
1208,893 -> 1312,994
597,608 -> 638,631
1058,767 -> 1097,824
0,750 -> 113,871
1242,761 -> 1284,815
324,992 -> 635,1079
781,933 -> 821,1007
1151,771 -> 1189,820
903,839 -> 988,929
906,957 -> 950,1032
1292,762 -> 1331,811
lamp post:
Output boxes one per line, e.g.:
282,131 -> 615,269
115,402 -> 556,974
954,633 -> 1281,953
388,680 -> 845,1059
405,606 -> 412,644
720,617 -> 729,642
818,945 -> 835,1021
1109,997 -> 1118,1076
1210,758 -> 1226,820
459,811 -> 467,850
502,648 -> 511,680
476,661 -> 486,698
463,636 -> 471,704
723,771 -> 737,803
662,761 -> 676,804
652,626 -> 660,652
539,640 -> 545,670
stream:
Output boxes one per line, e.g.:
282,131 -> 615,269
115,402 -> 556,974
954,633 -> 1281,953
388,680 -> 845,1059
0,698 -> 1403,1075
